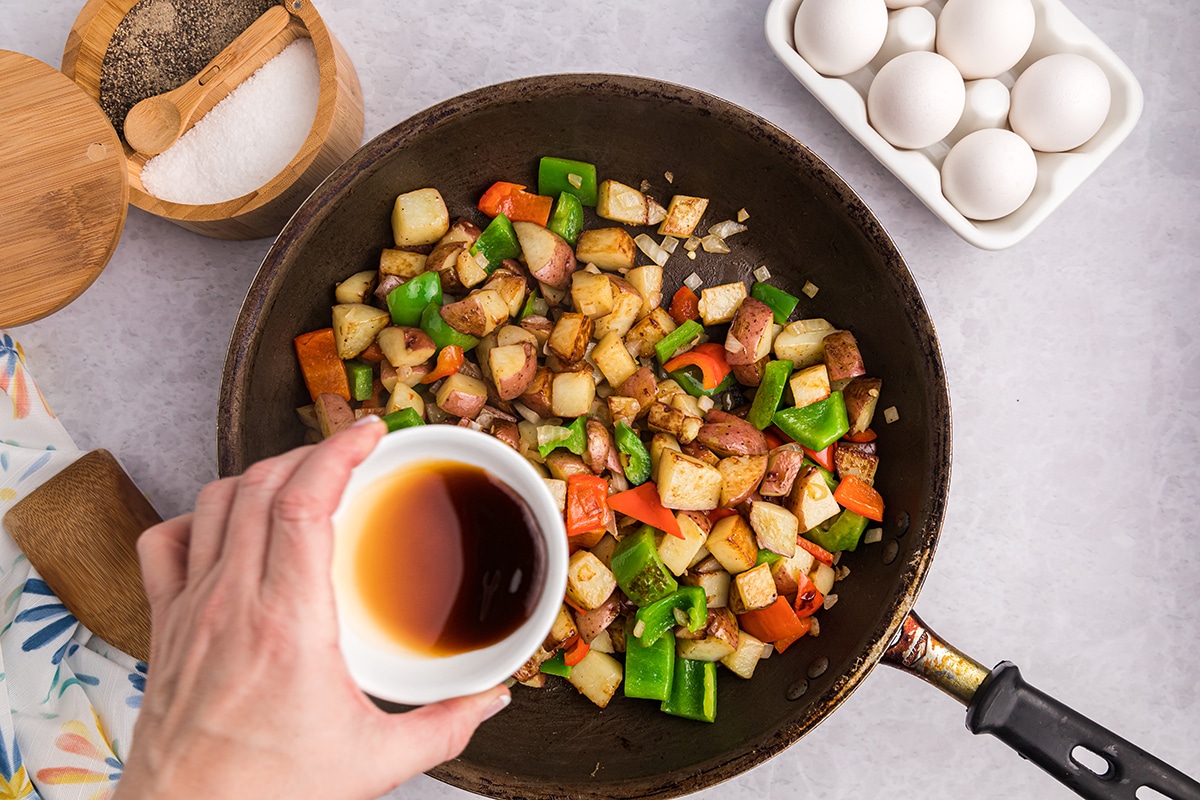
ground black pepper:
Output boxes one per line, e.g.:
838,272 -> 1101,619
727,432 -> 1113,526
98,0 -> 276,133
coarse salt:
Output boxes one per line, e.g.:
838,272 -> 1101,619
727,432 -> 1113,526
140,39 -> 321,205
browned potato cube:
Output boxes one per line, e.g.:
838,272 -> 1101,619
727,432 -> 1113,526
550,370 -> 596,418
331,303 -> 390,360
721,630 -> 766,679
488,342 -> 537,400
615,366 -> 658,409
439,289 -> 510,338
576,227 -> 636,270
376,325 -> 436,368
683,567 -> 731,608
626,264 -> 663,319
649,432 -> 681,479
835,441 -> 880,485
435,372 -> 488,419
697,282 -> 747,326
571,270 -> 615,319
519,315 -> 554,348
731,357 -> 769,388
518,367 -> 555,418
547,312 -> 594,363
760,448 -> 805,496
656,450 -> 723,510
786,466 -> 841,531
334,270 -> 378,305
545,604 -> 578,651
513,221 -> 575,289
771,547 -> 816,598
677,632 -> 737,662
707,514 -> 758,574
843,376 -> 883,434
718,454 -> 768,508
379,249 -> 428,280
567,649 -> 623,708
823,330 -> 866,381
696,411 -> 768,457
482,269 -> 529,317
544,451 -> 591,481
724,297 -> 775,365
607,395 -> 641,427
730,562 -> 777,614
453,247 -> 489,289
437,217 -> 482,248
658,194 -> 710,237
566,550 -> 617,611
597,179 -> 651,225
593,276 -> 643,340
384,383 -> 425,419
591,331 -> 639,388
496,324 -> 538,349
391,187 -> 449,246
658,511 -> 710,576
315,393 -> 355,438
624,307 -> 677,359
789,364 -> 831,409
749,501 -> 799,557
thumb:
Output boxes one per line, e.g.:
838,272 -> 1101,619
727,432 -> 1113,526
370,685 -> 511,782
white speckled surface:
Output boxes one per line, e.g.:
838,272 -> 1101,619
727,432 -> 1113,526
2,1 -> 1198,798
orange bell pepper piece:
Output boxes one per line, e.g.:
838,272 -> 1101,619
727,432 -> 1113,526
792,572 -> 824,619
795,536 -> 835,567
563,637 -> 590,667
420,345 -> 464,384
663,342 -> 732,391
737,597 -> 811,645
843,428 -> 877,443
607,482 -> 682,539
294,328 -> 350,402
833,474 -> 885,522
802,443 -> 836,472
668,285 -> 700,325
477,181 -> 553,227
566,474 -> 612,548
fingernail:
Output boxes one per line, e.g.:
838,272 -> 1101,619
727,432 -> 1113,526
482,693 -> 511,722
352,414 -> 383,428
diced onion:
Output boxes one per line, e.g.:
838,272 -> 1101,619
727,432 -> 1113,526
760,644 -> 774,660
660,235 -> 679,253
737,207 -> 750,223
672,608 -> 690,626
864,528 -> 883,544
708,220 -> 747,239
513,402 -> 544,426
568,173 -> 583,188
884,406 -> 900,424
536,425 -> 573,449
801,280 -> 819,298
532,297 -> 549,316
474,250 -> 490,270
634,233 -> 670,267
822,593 -> 839,610
683,272 -> 703,291
753,265 -> 771,282
665,171 -> 674,183
683,236 -> 702,252
633,619 -> 647,639
700,235 -> 730,254
697,395 -> 715,412
808,617 -> 820,637
640,179 -> 652,193
687,250 -> 697,260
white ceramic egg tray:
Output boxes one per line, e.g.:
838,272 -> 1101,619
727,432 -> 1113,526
764,0 -> 1143,250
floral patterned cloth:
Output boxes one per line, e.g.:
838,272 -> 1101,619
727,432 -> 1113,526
0,332 -> 144,799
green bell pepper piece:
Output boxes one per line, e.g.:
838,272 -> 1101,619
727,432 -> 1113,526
420,302 -> 480,352
807,508 -> 869,553
614,421 -> 651,485
632,585 -> 706,648
386,271 -> 442,326
611,526 -> 678,608
519,290 -> 540,321
539,650 -> 572,678
624,623 -> 674,701
547,191 -> 584,245
669,366 -> 736,398
654,319 -> 704,365
661,657 -> 717,723
745,359 -> 793,429
537,415 -> 588,458
772,391 -> 850,451
345,359 -> 373,402
538,157 -> 598,206
381,407 -> 424,432
469,213 -> 521,272
755,548 -> 782,567
751,282 -> 800,324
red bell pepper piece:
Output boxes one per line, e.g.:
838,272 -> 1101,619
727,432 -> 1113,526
663,342 -> 732,391
420,344 -> 464,384
477,181 -> 553,227
668,285 -> 700,325
737,597 -> 811,644
607,482 -> 682,539
563,637 -> 590,667
566,474 -> 612,546
795,536 -> 835,567
294,328 -> 351,402
792,571 -> 824,619
843,428 -> 877,443
773,619 -> 813,654
764,427 -> 788,450
358,341 -> 385,363
833,474 -> 885,522
802,443 -> 836,472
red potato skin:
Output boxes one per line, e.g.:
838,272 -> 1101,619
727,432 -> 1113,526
759,448 -> 805,496
584,419 -> 615,475
724,297 -> 774,365
823,330 -> 866,381
489,419 -> 521,450
731,357 -> 768,387
491,342 -> 538,401
615,366 -> 658,409
574,591 -> 621,643
681,440 -> 720,466
696,409 -> 768,457
518,367 -> 555,419
440,389 -> 487,420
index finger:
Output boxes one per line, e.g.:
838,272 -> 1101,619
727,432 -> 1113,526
261,417 -> 385,597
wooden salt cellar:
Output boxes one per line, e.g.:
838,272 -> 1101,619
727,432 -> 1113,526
62,0 -> 364,240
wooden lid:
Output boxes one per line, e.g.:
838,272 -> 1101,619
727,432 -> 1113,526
0,50 -> 128,327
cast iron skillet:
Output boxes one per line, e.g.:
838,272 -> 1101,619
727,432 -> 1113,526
217,75 -> 1198,800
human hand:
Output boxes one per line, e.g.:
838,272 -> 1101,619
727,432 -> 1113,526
114,418 -> 509,800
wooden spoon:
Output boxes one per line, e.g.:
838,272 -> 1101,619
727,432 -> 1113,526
123,4 -> 291,156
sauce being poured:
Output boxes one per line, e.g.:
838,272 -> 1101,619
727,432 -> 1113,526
348,460 -> 546,657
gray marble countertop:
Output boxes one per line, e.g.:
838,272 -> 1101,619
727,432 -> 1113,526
3,1 -> 1198,798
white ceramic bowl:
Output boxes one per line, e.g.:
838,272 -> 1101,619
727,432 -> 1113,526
764,0 -> 1143,250
331,425 -> 568,706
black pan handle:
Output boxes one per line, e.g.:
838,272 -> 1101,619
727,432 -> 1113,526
882,610 -> 1200,800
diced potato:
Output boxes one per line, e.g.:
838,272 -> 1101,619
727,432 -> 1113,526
379,248 -> 428,279
706,514 -> 758,574
647,401 -> 687,437
670,392 -> 704,420
384,382 -> 425,418
749,501 -> 799,558
482,271 -> 528,318
334,270 -> 378,304
656,450 -> 723,510
789,364 -> 832,409
592,277 -> 643,340
607,395 -> 641,427
497,324 -> 538,349
624,307 -> 677,359
590,629 -> 616,654
391,187 -> 449,246
437,217 -> 482,248
314,393 -> 354,438
774,318 -> 836,367
514,221 -> 575,289
435,372 -> 488,419
835,442 -> 880,485
760,448 -> 805,497
724,297 -> 775,365
546,604 -> 578,651
721,630 -> 766,679
591,331 -> 639,388
331,303 -> 390,359
518,367 -> 555,418
786,466 -> 841,531
615,366 -> 659,409
589,533 -> 620,569
454,246 -> 489,289
576,227 -> 636,270
771,547 -> 816,597
489,342 -> 537,400
571,270 -> 615,319
717,454 -> 768,508
544,451 -> 590,481
658,511 -> 710,576
649,432 -> 681,479
697,282 -> 748,326
566,551 -> 617,611
567,649 -> 623,708
843,376 -> 883,435
376,325 -> 436,368
684,568 -> 730,608
544,478 -> 567,513
678,635 -> 736,662
547,312 -> 594,363
551,370 -> 596,418
810,561 -> 836,595
596,179 -> 650,225
440,289 -> 510,338
626,264 -> 663,319
730,562 -> 777,613
823,330 -> 866,381
658,194 -> 710,237
512,645 -> 555,682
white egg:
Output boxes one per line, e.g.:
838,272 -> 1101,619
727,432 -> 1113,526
793,0 -> 888,77
886,0 -> 929,7
941,128 -> 1038,220
868,51 -> 965,149
1009,53 -> 1112,152
947,78 -> 1011,143
935,0 -> 1036,80
873,6 -> 937,67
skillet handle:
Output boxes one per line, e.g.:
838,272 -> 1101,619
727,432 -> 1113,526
883,611 -> 1200,800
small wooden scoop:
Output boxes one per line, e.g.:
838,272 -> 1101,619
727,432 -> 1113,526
123,4 -> 292,156
3,450 -> 159,662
